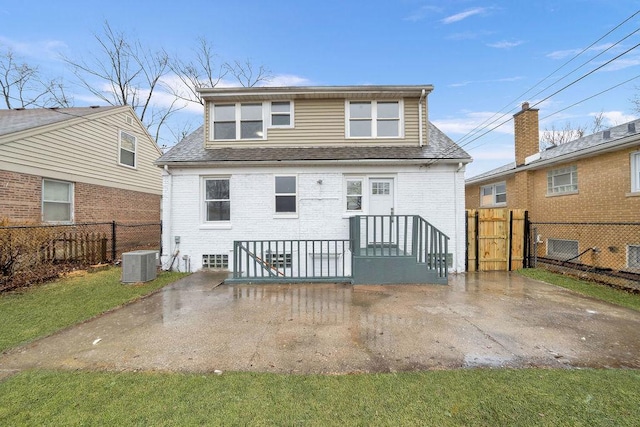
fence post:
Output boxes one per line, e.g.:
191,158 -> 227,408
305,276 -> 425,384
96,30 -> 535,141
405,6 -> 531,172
111,221 -> 117,261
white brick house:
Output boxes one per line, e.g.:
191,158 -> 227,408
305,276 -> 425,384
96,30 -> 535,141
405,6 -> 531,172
156,85 -> 471,283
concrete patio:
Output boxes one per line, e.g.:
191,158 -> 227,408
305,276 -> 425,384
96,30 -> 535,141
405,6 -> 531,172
1,271 -> 639,376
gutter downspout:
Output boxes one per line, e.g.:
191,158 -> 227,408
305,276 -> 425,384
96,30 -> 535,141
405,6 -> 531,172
163,165 -> 172,269
419,89 -> 426,147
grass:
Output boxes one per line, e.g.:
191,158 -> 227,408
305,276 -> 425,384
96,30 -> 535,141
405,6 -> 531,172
0,368 -> 638,425
518,268 -> 640,312
0,267 -> 188,352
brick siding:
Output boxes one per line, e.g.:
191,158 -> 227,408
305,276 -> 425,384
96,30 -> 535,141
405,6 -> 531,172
0,170 -> 160,224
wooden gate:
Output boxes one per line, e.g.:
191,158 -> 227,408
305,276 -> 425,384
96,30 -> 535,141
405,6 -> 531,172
466,209 -> 528,271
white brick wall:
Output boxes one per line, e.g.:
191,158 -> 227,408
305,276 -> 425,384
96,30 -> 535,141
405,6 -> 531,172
162,163 -> 466,273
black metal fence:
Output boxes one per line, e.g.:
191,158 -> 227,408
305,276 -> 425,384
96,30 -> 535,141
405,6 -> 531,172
0,221 -> 161,291
529,222 -> 640,291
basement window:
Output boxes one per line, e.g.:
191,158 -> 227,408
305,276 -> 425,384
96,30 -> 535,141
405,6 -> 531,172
202,254 -> 228,269
547,239 -> 579,260
628,245 -> 640,269
266,252 -> 292,269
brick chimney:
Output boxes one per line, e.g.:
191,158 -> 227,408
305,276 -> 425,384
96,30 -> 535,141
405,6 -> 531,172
514,102 -> 539,166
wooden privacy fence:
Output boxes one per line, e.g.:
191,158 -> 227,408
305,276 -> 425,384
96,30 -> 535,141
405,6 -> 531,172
41,232 -> 108,264
466,209 -> 528,272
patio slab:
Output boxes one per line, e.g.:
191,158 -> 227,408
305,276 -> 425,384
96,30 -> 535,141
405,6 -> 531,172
1,271 -> 639,375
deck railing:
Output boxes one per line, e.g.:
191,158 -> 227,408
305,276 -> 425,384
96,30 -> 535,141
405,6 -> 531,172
232,239 -> 352,282
350,215 -> 449,278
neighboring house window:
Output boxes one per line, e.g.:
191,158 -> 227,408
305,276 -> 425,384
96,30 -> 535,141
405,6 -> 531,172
42,179 -> 73,223
480,182 -> 506,206
275,176 -> 297,213
119,130 -> 136,167
270,101 -> 293,128
212,103 -> 265,140
632,152 -> 640,193
204,178 -> 230,221
346,100 -> 402,138
346,178 -> 363,211
547,239 -> 579,260
547,165 -> 578,194
628,245 -> 640,269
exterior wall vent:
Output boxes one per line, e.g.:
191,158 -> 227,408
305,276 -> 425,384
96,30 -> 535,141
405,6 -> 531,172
122,250 -> 158,282
125,115 -> 133,125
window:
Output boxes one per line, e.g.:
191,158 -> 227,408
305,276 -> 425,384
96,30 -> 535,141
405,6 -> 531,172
42,179 -> 73,222
346,179 -> 363,211
270,101 -> 293,128
628,245 -> 640,269
547,239 -> 579,260
212,103 -> 264,140
632,152 -> 640,193
266,252 -> 292,268
275,176 -> 296,214
480,182 -> 507,206
346,100 -> 401,138
547,165 -> 578,194
204,178 -> 230,221
202,254 -> 229,269
119,130 -> 136,167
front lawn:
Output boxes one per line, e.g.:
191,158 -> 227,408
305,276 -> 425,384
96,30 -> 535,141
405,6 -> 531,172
518,268 -> 640,312
0,267 -> 188,352
1,369 -> 639,425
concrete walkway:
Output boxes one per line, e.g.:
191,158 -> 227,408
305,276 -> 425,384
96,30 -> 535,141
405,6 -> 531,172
1,271 -> 639,376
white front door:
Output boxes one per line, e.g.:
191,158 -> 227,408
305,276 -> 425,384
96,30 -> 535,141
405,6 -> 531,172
368,178 -> 395,244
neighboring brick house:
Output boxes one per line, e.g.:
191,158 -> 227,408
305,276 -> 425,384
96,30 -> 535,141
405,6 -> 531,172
156,85 -> 471,283
466,102 -> 640,273
0,106 -> 163,224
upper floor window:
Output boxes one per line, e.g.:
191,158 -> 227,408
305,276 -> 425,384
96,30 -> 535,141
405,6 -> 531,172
270,101 -> 293,128
212,103 -> 264,140
42,179 -> 73,223
119,130 -> 137,168
275,176 -> 297,214
204,178 -> 230,222
346,100 -> 402,138
632,152 -> 640,193
480,182 -> 506,207
547,165 -> 578,194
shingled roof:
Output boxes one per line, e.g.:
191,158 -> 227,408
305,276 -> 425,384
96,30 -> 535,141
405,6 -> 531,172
466,117 -> 640,184
156,122 -> 470,166
0,106 -> 121,137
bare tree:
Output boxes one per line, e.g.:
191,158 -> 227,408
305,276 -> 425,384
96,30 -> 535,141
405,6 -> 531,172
62,22 -> 181,143
0,47 -> 71,109
541,113 -> 608,150
169,37 -> 272,106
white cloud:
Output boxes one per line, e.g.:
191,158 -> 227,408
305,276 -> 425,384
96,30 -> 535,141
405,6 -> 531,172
404,5 -> 442,22
262,74 -> 312,87
432,111 -> 514,137
448,76 -> 523,88
487,40 -> 524,49
0,36 -> 67,60
468,147 -> 514,160
441,7 -> 487,24
546,43 -> 614,60
598,110 -> 637,126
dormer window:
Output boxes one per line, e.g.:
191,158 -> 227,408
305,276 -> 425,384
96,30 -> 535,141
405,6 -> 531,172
346,100 -> 402,138
212,103 -> 265,140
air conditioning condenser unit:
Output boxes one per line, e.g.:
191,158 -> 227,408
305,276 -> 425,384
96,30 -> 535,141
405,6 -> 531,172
122,250 -> 157,283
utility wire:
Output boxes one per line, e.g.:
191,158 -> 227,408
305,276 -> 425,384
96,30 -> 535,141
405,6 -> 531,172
455,9 -> 640,147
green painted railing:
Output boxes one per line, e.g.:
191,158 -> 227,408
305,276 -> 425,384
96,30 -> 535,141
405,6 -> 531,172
232,239 -> 351,282
350,215 -> 450,279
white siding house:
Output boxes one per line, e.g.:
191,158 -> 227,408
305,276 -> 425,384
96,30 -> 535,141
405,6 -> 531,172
157,85 -> 471,283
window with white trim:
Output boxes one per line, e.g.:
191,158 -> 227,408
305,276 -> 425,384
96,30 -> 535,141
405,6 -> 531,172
632,152 -> 640,193
480,182 -> 506,206
547,165 -> 578,194
346,100 -> 402,138
346,178 -> 363,211
212,103 -> 264,140
275,176 -> 297,214
269,101 -> 293,128
628,245 -> 640,269
547,239 -> 579,260
42,179 -> 73,223
119,130 -> 136,167
204,178 -> 230,221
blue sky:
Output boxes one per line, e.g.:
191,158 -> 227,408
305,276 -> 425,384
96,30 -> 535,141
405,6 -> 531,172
2,1 -> 640,177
